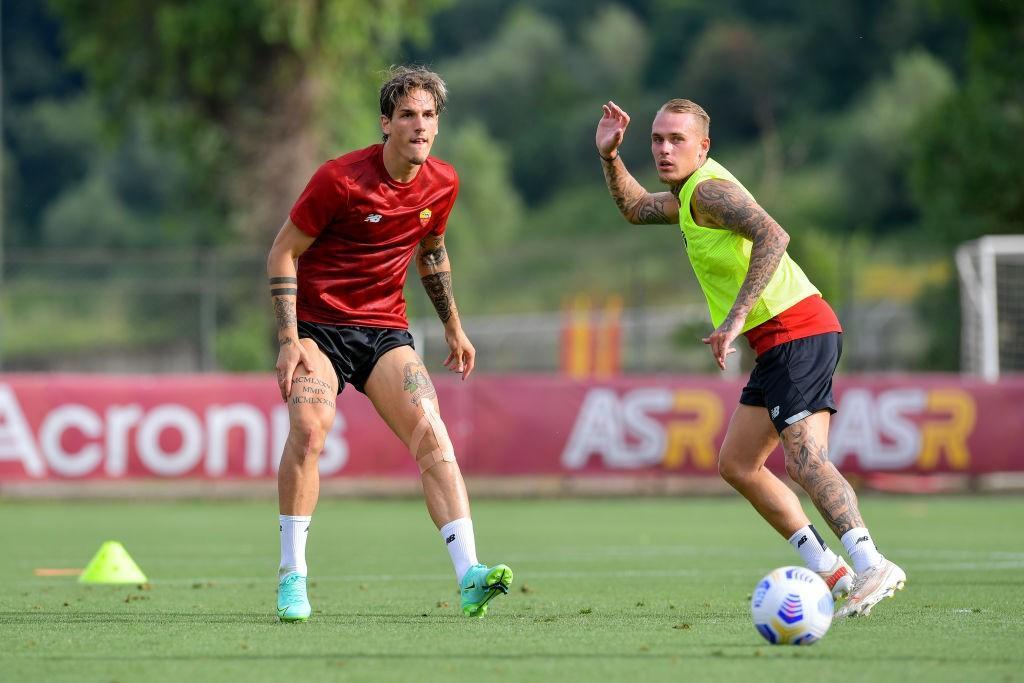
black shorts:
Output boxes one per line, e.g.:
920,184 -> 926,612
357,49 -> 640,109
739,332 -> 842,434
297,321 -> 414,394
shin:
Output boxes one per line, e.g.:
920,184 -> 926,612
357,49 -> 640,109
781,411 -> 864,538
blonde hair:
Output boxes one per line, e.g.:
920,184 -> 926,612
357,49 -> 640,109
659,99 -> 710,136
379,65 -> 448,142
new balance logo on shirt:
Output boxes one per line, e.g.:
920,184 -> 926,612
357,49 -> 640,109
364,213 -> 382,223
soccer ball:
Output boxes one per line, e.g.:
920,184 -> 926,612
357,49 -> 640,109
751,566 -> 834,645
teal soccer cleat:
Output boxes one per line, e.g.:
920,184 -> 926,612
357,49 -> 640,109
459,563 -> 513,618
277,571 -> 311,622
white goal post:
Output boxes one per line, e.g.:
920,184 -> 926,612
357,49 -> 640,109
956,235 -> 1024,381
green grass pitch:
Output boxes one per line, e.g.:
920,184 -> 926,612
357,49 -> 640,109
2,496 -> 1022,682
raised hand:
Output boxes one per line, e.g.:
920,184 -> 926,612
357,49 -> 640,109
596,101 -> 630,158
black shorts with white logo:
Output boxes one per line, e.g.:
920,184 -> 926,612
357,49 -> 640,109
739,332 -> 842,434
297,321 -> 414,394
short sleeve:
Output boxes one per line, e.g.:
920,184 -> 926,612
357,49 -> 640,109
430,169 -> 459,236
289,162 -> 347,238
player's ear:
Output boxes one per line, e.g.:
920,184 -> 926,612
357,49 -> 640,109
380,114 -> 391,137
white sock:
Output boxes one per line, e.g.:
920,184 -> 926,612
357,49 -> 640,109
279,514 -> 311,578
788,524 -> 838,572
841,527 -> 884,573
439,517 -> 478,582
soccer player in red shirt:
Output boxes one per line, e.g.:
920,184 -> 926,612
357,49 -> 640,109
267,66 -> 511,622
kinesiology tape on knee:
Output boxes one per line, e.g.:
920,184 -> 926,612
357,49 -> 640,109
407,397 -> 455,473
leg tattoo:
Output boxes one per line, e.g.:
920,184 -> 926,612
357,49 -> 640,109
402,361 -> 437,407
782,421 -> 864,538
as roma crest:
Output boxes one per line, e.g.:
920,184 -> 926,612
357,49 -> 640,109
419,208 -> 432,227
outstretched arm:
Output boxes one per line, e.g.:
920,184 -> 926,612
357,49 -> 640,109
597,101 -> 679,225
416,234 -> 475,379
693,178 -> 790,369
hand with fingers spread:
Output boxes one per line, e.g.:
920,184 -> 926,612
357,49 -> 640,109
443,326 -> 476,380
275,339 -> 312,401
596,101 -> 630,159
702,315 -> 745,371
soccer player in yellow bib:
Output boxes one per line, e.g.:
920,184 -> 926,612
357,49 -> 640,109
596,99 -> 905,618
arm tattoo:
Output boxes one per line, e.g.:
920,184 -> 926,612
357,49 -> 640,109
694,179 -> 789,324
782,422 -> 864,537
273,297 -> 297,332
635,194 -> 677,224
421,272 -> 454,324
601,157 -> 676,225
418,237 -> 448,271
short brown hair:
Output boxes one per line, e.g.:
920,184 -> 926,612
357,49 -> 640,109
659,99 -> 710,136
379,65 -> 448,141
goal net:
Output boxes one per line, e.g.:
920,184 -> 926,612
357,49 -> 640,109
956,235 -> 1024,380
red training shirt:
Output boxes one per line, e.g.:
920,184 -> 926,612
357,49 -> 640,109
743,294 -> 843,357
289,144 -> 459,329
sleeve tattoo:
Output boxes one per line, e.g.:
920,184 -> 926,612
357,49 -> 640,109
635,194 -> 678,224
422,272 -> 454,323
418,237 -> 448,271
418,235 -> 456,324
694,179 -> 790,323
602,158 -> 677,225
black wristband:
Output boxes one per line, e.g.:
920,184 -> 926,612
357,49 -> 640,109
599,151 -> 619,162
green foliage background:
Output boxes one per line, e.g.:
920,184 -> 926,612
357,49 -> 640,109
3,0 -> 1022,371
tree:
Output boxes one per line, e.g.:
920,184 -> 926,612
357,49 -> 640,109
49,0 -> 449,238
911,0 -> 1024,244
836,50 -> 955,234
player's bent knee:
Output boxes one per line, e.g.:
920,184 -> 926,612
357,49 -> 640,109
718,457 -> 744,486
718,450 -> 755,487
406,396 -> 456,474
783,454 -> 805,486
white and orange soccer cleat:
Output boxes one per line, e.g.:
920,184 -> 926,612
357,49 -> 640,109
817,555 -> 856,601
835,558 -> 907,617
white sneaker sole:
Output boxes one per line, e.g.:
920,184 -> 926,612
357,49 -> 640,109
836,562 -> 907,618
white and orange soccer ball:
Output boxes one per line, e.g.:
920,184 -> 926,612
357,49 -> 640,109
751,566 -> 834,645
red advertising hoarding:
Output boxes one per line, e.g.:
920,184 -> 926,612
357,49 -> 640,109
0,374 -> 1021,480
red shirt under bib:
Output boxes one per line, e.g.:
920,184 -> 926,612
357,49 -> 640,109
289,144 -> 459,329
743,294 -> 843,357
